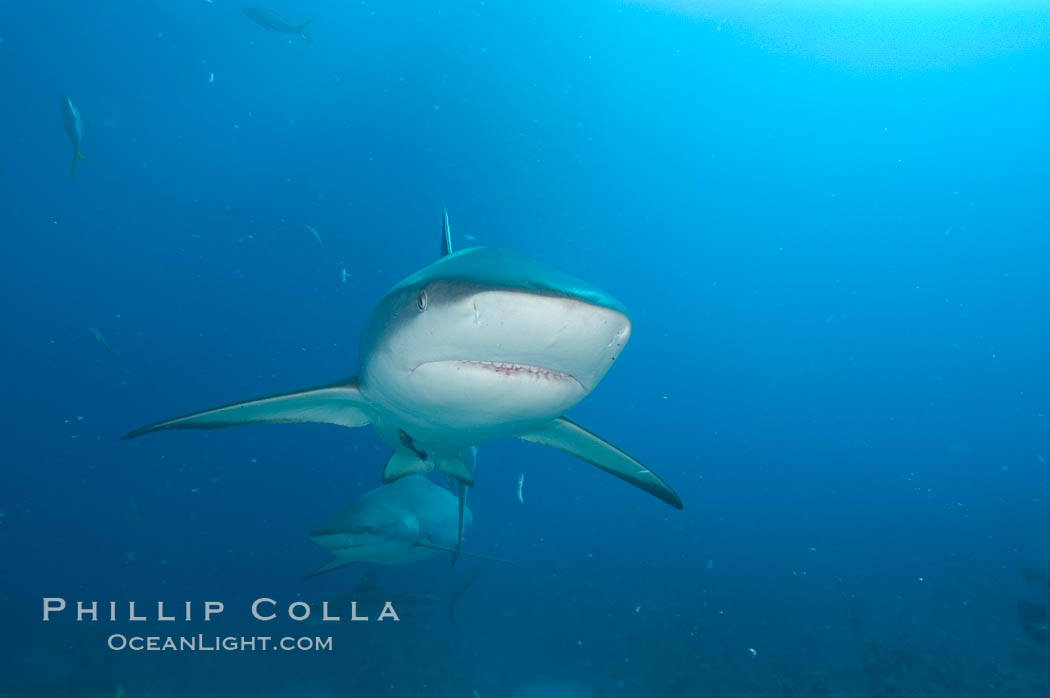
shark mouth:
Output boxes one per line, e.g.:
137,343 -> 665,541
448,360 -> 580,386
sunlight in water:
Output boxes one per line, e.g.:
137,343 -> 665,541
625,0 -> 1050,68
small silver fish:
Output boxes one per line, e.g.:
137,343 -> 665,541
307,225 -> 322,247
517,473 -> 524,504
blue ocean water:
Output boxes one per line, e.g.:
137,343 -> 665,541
2,1 -> 1050,696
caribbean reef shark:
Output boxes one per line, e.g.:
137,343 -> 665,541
123,210 -> 683,553
308,473 -> 491,576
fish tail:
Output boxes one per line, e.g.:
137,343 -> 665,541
71,151 -> 86,180
298,18 -> 316,46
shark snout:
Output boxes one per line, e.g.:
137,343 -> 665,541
453,290 -> 631,392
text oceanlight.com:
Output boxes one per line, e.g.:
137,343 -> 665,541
107,634 -> 333,652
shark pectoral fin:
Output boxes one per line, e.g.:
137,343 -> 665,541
460,445 -> 478,473
381,451 -> 431,483
518,417 -> 684,509
415,543 -> 510,564
437,454 -> 474,486
304,557 -> 352,580
122,377 -> 371,440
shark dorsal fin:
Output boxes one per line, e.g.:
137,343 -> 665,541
440,207 -> 452,257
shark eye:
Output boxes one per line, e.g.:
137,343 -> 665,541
417,290 -> 428,312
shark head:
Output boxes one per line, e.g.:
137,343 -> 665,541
357,247 -> 632,436
310,511 -> 426,565
307,476 -> 472,571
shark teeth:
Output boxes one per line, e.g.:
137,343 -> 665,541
460,360 -> 573,382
